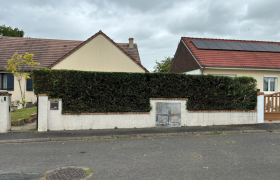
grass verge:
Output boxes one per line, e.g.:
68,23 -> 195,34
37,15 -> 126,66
11,107 -> 37,121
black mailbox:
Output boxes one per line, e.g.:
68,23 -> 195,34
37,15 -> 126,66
50,101 -> 59,110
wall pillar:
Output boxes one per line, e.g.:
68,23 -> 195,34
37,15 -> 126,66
38,94 -> 48,132
257,92 -> 264,123
0,92 -> 12,133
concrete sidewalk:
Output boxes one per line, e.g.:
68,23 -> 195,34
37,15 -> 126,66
1,123 -> 280,144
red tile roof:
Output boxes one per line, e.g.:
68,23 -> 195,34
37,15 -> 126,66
0,32 -> 146,72
182,37 -> 280,69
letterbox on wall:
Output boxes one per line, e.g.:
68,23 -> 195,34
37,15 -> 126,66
50,101 -> 59,110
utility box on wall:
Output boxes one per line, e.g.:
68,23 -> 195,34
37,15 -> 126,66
156,102 -> 181,127
0,92 -> 12,133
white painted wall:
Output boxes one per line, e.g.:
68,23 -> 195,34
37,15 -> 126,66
257,94 -> 264,123
43,99 -> 187,131
184,111 -> 257,126
38,96 -> 48,132
185,69 -> 201,75
37,96 -> 258,131
0,94 -> 11,133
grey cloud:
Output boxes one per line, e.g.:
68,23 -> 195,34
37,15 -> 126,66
0,0 -> 280,71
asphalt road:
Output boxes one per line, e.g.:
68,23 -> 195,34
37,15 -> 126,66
0,133 -> 280,180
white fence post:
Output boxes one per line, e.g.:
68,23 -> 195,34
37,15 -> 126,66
257,92 -> 264,123
0,92 -> 11,133
38,94 -> 48,132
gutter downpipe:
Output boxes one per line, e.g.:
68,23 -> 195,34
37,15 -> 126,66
201,66 -> 205,75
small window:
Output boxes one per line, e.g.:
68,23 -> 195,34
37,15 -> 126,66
264,77 -> 276,92
0,73 -> 7,90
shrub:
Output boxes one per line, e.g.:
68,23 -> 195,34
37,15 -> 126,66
32,69 -> 257,113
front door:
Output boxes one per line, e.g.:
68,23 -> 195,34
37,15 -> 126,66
156,102 -> 181,127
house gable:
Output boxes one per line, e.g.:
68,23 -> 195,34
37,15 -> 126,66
168,40 -> 201,73
50,31 -> 148,73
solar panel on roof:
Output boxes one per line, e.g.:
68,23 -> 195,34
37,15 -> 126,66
259,44 -> 278,52
203,41 -> 220,49
214,41 -> 232,50
191,39 -> 280,53
236,42 -> 256,51
268,44 -> 280,51
225,42 -> 244,50
191,40 -> 209,49
247,43 -> 267,52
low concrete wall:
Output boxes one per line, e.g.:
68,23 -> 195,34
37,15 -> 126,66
37,95 -> 262,132
184,111 -> 257,126
42,98 -> 187,131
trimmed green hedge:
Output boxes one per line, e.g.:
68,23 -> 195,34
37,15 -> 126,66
32,69 -> 257,113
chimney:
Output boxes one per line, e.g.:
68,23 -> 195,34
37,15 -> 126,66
129,38 -> 134,49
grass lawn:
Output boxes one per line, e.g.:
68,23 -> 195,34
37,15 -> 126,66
11,107 -> 37,121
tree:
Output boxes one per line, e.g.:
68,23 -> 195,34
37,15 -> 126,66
5,52 -> 40,107
0,24 -> 24,37
153,56 -> 173,73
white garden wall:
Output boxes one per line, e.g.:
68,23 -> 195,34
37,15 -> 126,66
37,94 -> 264,132
0,92 -> 11,133
184,111 -> 257,126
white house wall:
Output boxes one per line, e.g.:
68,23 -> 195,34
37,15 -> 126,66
0,72 -> 37,109
185,69 -> 201,75
204,68 -> 280,94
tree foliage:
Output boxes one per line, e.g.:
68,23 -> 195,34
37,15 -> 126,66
0,24 -> 24,37
153,56 -> 173,73
5,52 -> 40,106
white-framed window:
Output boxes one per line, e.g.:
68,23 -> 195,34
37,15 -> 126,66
0,73 -> 7,90
264,75 -> 277,92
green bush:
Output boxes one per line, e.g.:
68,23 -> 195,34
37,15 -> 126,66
32,69 -> 257,113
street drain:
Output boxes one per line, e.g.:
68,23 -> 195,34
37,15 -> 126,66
47,168 -> 85,180
42,166 -> 94,180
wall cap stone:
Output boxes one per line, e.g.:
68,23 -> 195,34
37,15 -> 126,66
0,92 -> 12,96
257,92 -> 264,95
38,94 -> 48,96
63,112 -> 150,115
150,98 -> 188,100
188,110 -> 257,112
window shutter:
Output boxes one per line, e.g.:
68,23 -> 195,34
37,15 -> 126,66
7,73 -> 14,91
26,74 -> 33,91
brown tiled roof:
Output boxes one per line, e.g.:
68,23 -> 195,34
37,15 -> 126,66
181,37 -> 280,69
118,43 -> 141,63
0,32 -> 146,72
0,36 -> 82,70
49,31 -> 148,72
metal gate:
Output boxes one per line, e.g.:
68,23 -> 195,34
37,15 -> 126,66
156,102 -> 181,127
264,92 -> 280,120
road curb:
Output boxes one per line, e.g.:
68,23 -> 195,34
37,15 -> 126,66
0,129 -> 274,144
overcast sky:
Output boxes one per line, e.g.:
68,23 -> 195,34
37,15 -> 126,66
1,0 -> 280,71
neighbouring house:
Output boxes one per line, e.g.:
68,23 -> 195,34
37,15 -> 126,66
168,37 -> 280,94
0,30 -> 148,107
